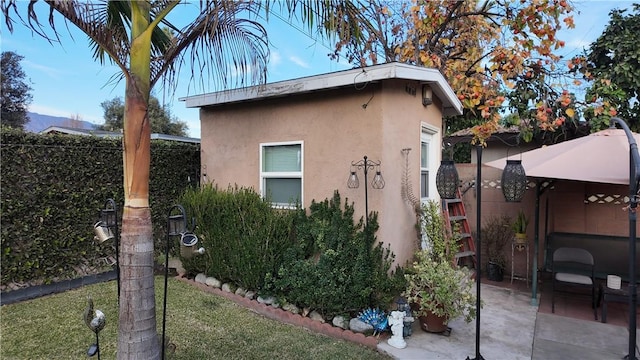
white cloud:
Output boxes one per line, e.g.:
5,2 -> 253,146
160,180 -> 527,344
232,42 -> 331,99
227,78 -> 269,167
270,51 -> 282,67
289,56 -> 310,69
23,60 -> 65,80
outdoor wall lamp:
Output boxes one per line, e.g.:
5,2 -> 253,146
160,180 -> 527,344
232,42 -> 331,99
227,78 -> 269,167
93,198 -> 120,300
502,159 -> 528,202
422,84 -> 433,106
347,155 -> 385,227
179,232 -> 205,259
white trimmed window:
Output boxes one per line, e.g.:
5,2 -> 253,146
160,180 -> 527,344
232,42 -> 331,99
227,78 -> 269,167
420,124 -> 439,204
260,141 -> 303,207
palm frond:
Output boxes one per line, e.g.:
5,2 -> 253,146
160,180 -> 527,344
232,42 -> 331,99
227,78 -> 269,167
153,0 -> 269,93
270,0 -> 372,45
87,0 -> 131,66
2,0 -> 370,98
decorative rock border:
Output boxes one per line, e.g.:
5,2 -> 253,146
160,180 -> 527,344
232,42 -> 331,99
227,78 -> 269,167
176,275 -> 381,349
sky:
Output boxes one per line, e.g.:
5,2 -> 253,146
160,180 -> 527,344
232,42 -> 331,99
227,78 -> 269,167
0,1 -> 635,138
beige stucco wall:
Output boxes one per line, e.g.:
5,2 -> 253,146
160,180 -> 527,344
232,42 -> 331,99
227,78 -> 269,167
199,79 -> 444,267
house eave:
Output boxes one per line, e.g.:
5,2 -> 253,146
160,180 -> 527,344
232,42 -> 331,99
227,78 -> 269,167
39,126 -> 200,143
180,62 -> 463,116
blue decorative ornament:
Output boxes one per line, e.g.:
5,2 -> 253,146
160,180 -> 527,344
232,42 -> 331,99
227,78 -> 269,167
358,308 -> 388,335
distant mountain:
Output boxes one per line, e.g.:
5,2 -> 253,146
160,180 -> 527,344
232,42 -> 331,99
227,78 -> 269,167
26,112 -> 98,133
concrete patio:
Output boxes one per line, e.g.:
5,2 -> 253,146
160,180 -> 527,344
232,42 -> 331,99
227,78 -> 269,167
378,282 -> 640,360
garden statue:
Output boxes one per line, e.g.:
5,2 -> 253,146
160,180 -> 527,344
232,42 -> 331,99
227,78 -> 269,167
387,311 -> 407,349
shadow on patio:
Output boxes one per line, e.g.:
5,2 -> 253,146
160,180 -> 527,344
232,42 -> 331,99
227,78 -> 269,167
379,274 -> 640,360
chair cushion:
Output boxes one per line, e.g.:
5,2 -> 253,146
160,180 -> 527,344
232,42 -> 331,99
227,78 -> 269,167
555,272 -> 593,285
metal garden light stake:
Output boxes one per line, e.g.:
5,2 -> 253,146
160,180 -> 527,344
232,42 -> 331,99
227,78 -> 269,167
436,145 -> 483,360
162,205 -> 204,359
610,117 -> 640,360
347,155 -> 385,227
84,296 -> 106,359
162,205 -> 186,360
436,141 -> 524,360
437,140 -> 527,360
93,198 -> 120,300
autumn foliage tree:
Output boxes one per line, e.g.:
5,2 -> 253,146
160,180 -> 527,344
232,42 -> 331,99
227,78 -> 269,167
333,0 -> 579,144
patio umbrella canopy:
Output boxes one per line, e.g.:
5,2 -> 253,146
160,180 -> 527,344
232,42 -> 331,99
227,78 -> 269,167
485,128 -> 640,184
487,124 -> 640,360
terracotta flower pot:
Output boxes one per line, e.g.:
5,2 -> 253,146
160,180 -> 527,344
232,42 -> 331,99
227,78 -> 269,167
418,310 -> 448,333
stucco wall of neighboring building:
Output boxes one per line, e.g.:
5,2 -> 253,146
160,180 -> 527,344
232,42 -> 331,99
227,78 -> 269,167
199,79 -> 444,267
457,163 -> 640,279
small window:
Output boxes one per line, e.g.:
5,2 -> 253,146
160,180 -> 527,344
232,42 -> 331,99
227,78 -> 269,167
421,140 -> 429,199
260,142 -> 302,207
420,123 -> 439,203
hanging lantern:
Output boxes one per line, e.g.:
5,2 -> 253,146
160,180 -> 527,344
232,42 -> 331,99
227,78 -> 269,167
436,160 -> 459,199
501,160 -> 527,202
168,212 -> 187,236
347,170 -> 359,189
372,170 -> 385,189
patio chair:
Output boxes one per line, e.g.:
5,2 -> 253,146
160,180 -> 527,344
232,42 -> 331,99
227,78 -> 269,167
551,247 -> 597,320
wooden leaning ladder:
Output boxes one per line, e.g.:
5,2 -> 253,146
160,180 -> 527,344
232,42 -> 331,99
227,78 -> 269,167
441,189 -> 477,269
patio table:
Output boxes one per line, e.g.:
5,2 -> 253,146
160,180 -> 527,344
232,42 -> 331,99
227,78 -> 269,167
598,283 -> 637,323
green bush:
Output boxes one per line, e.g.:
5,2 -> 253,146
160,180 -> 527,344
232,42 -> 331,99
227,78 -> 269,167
178,188 -> 404,317
267,191 -> 405,318
0,127 -> 199,286
179,184 -> 297,290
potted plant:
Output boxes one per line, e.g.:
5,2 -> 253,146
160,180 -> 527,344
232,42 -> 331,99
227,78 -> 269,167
481,215 -> 514,282
403,201 -> 477,333
512,210 -> 529,246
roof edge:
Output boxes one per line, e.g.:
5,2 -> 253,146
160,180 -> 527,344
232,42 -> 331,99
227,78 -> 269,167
180,62 -> 463,116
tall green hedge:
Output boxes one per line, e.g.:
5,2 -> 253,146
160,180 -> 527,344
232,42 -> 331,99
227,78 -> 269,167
0,127 -> 200,286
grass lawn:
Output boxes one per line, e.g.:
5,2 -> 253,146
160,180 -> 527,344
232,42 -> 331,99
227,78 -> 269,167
0,276 -> 391,360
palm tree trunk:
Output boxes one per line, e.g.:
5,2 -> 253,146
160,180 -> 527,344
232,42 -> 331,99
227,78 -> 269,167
117,86 -> 157,358
118,206 -> 159,359
117,3 -> 158,358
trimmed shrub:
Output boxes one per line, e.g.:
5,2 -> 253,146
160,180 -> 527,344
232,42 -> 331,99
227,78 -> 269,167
266,191 -> 405,318
179,185 -> 297,290
179,188 -> 404,317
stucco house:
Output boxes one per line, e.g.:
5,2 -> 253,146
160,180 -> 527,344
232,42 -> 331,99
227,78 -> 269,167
181,62 -> 463,266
